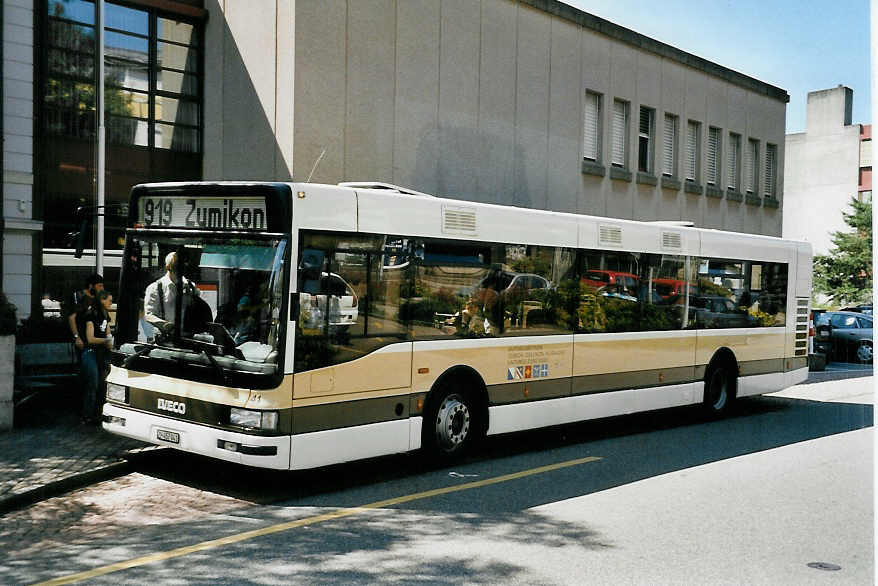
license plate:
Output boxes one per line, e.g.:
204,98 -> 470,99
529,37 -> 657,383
156,429 -> 180,444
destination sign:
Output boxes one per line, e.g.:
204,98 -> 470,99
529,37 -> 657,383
137,196 -> 268,230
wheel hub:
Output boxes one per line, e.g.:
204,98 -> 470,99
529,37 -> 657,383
857,343 -> 873,363
436,395 -> 471,451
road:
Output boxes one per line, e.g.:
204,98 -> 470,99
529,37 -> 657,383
1,375 -> 872,585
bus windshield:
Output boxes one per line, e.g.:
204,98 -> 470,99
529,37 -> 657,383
114,232 -> 288,387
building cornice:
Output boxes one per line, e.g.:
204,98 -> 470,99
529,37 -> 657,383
527,0 -> 790,103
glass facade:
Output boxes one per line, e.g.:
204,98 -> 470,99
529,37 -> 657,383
40,0 -> 203,301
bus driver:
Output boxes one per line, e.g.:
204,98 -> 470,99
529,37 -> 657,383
144,251 -> 207,337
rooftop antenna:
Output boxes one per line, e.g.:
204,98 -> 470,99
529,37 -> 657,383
306,147 -> 327,183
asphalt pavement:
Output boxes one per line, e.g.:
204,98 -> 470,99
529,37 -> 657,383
0,363 -> 872,516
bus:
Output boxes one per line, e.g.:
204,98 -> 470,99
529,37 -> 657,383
102,181 -> 812,470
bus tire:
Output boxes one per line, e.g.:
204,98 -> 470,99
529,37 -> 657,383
422,385 -> 480,461
703,361 -> 735,416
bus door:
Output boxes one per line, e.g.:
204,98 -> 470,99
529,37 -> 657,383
293,241 -> 413,399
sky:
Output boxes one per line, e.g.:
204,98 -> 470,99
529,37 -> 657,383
565,0 -> 871,133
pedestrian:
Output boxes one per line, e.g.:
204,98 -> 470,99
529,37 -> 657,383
68,273 -> 104,350
82,289 -> 114,424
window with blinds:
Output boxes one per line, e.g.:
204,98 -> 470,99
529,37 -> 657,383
583,92 -> 601,162
707,127 -> 721,185
727,133 -> 741,190
765,143 -> 777,198
612,100 -> 628,167
662,114 -> 677,177
745,139 -> 759,194
685,120 -> 699,182
638,106 -> 654,173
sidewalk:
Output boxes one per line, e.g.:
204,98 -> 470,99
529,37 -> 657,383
0,365 -> 873,515
0,389 -> 149,515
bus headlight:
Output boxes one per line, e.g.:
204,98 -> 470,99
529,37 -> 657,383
107,383 -> 128,404
230,408 -> 278,431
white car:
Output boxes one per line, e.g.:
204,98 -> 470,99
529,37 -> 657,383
300,272 -> 359,328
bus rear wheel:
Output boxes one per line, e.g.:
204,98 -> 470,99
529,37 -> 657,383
704,365 -> 734,415
423,388 -> 477,460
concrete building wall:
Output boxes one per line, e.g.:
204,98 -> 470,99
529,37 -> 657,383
206,0 -> 788,237
783,87 -> 860,256
3,0 -> 38,318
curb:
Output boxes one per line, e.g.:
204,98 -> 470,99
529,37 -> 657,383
0,460 -> 133,516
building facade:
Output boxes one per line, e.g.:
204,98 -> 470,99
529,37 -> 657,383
4,0 -> 788,318
783,86 -> 871,257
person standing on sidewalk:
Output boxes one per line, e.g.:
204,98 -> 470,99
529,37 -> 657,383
82,290 -> 114,424
68,273 -> 104,350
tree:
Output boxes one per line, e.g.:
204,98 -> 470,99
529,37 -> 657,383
813,196 -> 872,306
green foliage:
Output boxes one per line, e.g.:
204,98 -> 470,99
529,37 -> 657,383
813,197 -> 872,306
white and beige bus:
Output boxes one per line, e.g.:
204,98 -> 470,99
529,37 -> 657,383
103,181 -> 812,470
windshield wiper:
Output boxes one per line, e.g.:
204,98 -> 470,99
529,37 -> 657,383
202,350 -> 228,385
123,345 -> 155,368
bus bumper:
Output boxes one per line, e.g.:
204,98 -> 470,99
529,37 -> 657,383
102,403 -> 291,469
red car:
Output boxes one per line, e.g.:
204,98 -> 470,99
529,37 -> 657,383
581,270 -> 639,290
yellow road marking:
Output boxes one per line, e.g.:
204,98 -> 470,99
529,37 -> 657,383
36,455 -> 602,586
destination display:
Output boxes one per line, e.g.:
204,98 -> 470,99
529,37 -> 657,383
137,196 -> 268,230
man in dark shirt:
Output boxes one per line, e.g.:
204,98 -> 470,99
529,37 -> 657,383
68,273 -> 104,350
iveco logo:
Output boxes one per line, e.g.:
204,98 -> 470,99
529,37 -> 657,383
157,398 -> 186,415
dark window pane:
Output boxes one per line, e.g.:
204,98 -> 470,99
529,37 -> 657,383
158,41 -> 199,73
501,246 -> 574,336
107,115 -> 148,147
155,96 -> 199,126
49,20 -> 95,52
158,18 -> 198,47
48,48 -> 94,79
48,0 -> 95,25
578,251 -> 641,333
640,254 -> 688,331
105,3 -> 148,35
157,69 -> 199,97
155,123 -> 200,153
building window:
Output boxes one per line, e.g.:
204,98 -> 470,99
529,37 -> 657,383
744,139 -> 759,194
727,132 -> 741,191
611,99 -> 629,168
662,113 -> 678,177
40,0 -> 204,298
860,139 -> 872,168
764,143 -> 777,198
707,127 -> 721,185
638,106 -> 655,173
685,120 -> 700,182
583,91 -> 602,162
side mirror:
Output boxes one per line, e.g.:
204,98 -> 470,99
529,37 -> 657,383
299,249 -> 324,281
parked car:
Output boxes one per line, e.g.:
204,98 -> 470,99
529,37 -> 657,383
300,272 -> 359,329
839,304 -> 873,316
693,295 -> 754,328
814,311 -> 873,363
581,269 -> 639,291
652,278 -> 698,301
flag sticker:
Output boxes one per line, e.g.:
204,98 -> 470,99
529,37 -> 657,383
507,363 -> 550,380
